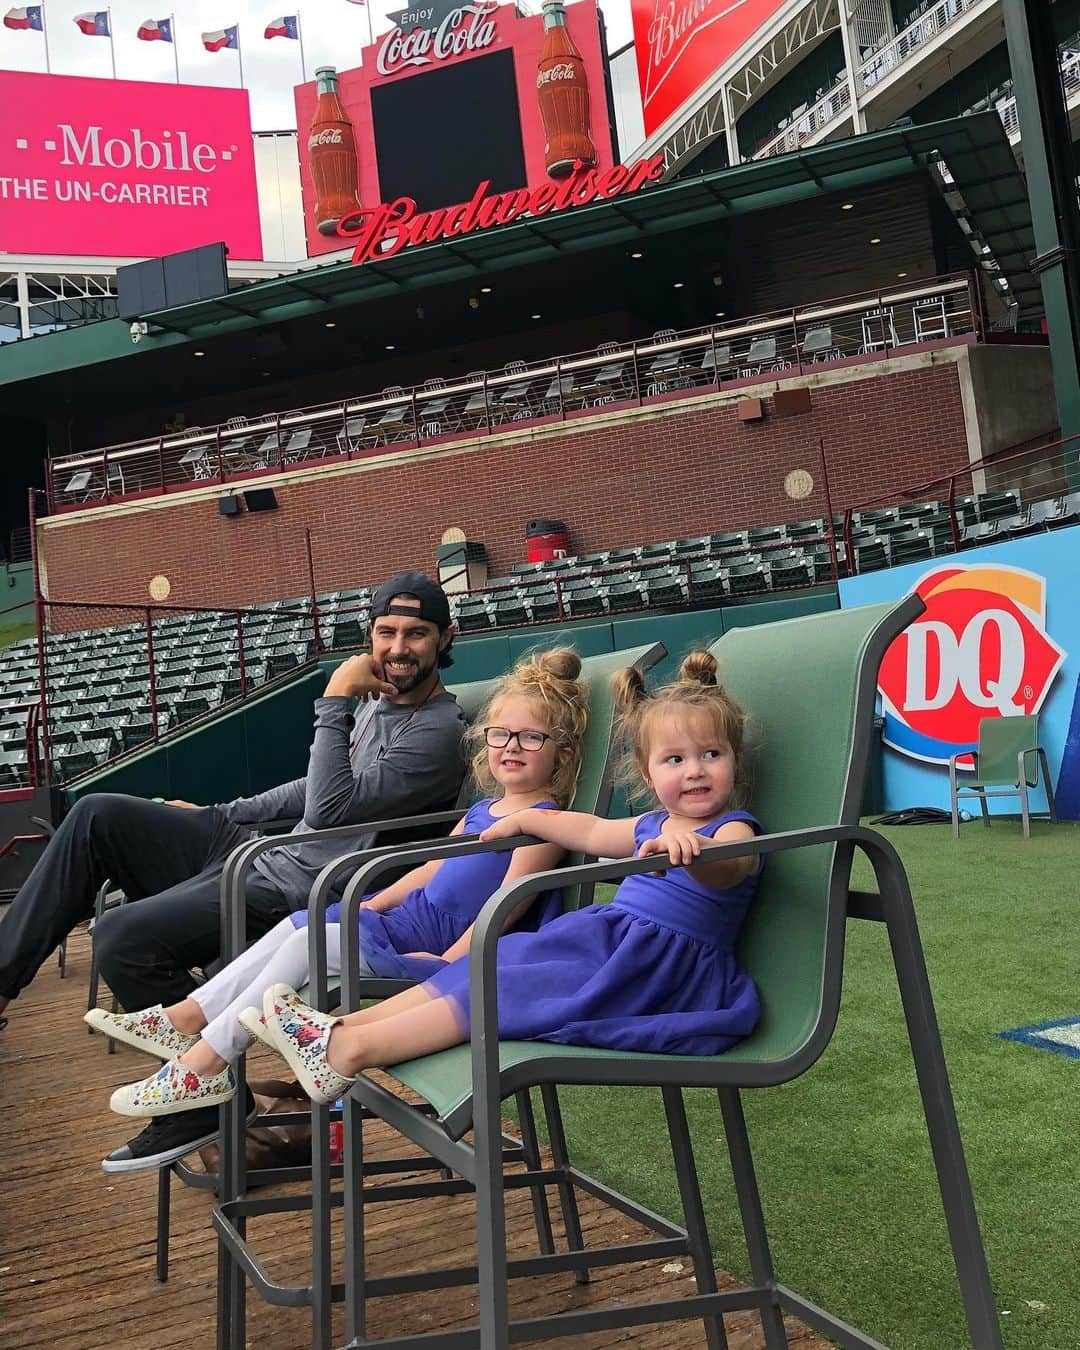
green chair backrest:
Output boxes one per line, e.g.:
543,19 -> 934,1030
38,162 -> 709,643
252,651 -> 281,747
709,600 -> 909,1064
974,715 -> 1038,787
451,642 -> 664,911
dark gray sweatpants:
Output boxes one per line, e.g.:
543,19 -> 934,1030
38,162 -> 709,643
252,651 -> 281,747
0,794 -> 290,1010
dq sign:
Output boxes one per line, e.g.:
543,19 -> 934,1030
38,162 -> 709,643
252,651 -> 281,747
878,564 -> 1067,767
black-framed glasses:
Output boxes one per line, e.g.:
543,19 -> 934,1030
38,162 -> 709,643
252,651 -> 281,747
484,727 -> 552,752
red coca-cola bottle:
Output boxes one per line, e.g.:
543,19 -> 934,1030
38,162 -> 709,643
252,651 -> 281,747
308,66 -> 361,236
536,0 -> 597,179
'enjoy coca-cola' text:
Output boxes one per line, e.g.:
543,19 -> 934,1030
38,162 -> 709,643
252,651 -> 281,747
376,4 -> 496,76
338,155 -> 665,265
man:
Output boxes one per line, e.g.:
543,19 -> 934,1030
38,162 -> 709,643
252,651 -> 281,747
0,573 -> 466,1168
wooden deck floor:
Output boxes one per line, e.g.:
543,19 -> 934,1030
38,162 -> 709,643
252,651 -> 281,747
0,931 -> 832,1350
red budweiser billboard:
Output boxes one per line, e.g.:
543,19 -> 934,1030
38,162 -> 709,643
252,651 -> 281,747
631,0 -> 787,138
294,0 -> 615,257
0,70 -> 262,259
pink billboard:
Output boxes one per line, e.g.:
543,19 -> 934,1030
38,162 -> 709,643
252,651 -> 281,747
0,70 -> 263,260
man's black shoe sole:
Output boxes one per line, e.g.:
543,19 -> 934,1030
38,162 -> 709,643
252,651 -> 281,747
101,1103 -> 259,1175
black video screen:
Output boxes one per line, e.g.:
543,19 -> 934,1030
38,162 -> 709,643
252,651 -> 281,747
370,49 -> 528,212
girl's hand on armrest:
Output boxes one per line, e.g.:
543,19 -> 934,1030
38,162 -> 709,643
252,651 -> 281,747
637,829 -> 702,870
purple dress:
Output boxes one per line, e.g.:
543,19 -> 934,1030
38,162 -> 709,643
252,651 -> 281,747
424,809 -> 763,1055
292,799 -> 562,984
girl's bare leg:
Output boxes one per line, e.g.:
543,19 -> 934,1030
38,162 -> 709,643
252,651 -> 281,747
328,993 -> 463,1076
338,982 -> 435,1028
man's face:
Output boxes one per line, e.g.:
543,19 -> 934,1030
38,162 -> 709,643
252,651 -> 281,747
370,595 -> 446,698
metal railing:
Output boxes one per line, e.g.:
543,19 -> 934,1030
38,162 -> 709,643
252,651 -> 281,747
859,0 -> 983,93
997,44 -> 1080,139
46,272 -> 983,515
753,79 -> 852,160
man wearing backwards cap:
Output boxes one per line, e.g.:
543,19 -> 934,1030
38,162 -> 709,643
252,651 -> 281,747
0,573 -> 466,1168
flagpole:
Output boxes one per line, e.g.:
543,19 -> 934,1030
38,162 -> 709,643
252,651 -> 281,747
40,2 -> 51,72
296,8 -> 307,82
236,24 -> 244,89
171,13 -> 179,82
366,1 -> 374,51
107,7 -> 116,77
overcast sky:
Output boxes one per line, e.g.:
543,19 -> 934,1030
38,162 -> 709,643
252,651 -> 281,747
0,0 -> 634,130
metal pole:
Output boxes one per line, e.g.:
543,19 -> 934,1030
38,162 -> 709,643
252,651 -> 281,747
27,488 -> 52,786
818,438 -> 841,583
145,608 -> 160,740
1001,0 -> 1080,481
305,528 -> 321,656
235,612 -> 248,697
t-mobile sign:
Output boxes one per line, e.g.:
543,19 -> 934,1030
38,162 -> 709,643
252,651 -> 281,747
0,70 -> 263,259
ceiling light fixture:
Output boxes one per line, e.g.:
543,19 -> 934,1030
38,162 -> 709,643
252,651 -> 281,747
385,343 -> 395,350
324,321 -> 336,329
870,237 -> 882,245
531,313 -> 542,319
841,201 -> 854,210
630,250 -> 643,259
715,311 -> 726,318
193,350 -> 205,357
480,286 -> 492,294
897,271 -> 908,278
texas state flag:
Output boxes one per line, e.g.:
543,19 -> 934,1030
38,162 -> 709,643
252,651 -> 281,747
137,17 -> 174,42
74,10 -> 111,36
202,25 -> 239,51
3,6 -> 44,30
264,15 -> 299,40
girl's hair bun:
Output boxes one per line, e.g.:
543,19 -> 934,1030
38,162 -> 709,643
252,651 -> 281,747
610,664 -> 646,709
678,649 -> 718,685
533,647 -> 582,682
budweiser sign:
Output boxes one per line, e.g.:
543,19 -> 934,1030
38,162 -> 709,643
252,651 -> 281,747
376,3 -> 497,76
338,154 -> 664,264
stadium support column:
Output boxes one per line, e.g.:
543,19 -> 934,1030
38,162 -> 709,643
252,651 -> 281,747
837,0 -> 866,134
722,83 -> 740,166
1002,0 -> 1080,473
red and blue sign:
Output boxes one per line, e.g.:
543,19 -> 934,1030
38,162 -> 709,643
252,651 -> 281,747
840,528 -> 1080,818
877,564 -> 1066,767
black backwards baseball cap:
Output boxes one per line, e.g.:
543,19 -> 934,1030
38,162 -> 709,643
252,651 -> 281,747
370,572 -> 454,666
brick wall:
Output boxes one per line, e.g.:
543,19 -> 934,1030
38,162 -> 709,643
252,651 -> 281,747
40,354 -> 971,623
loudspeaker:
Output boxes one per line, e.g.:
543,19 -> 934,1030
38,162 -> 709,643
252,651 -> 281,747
243,487 -> 279,512
773,387 -> 812,417
218,494 -> 241,517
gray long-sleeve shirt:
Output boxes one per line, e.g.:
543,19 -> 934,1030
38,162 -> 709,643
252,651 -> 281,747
217,692 -> 467,908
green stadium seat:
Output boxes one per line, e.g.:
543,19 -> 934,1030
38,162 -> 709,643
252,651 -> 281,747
726,560 -> 770,595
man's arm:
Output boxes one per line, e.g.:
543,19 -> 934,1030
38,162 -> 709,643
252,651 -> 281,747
216,777 -> 307,826
303,698 -> 464,830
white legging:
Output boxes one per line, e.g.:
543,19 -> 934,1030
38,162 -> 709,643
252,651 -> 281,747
190,916 -> 374,1062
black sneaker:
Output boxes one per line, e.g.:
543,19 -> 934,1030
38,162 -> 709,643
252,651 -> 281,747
101,1090 -> 257,1174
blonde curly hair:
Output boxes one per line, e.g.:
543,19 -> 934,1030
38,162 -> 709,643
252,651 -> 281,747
611,649 -> 748,806
465,647 -> 588,808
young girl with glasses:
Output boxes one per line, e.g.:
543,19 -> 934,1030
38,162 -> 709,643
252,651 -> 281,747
252,650 -> 764,1105
94,648 -> 587,1117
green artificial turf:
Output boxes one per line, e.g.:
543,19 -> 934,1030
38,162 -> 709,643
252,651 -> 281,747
540,818 -> 1080,1350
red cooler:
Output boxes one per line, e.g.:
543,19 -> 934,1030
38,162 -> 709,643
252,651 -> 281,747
526,518 -> 570,562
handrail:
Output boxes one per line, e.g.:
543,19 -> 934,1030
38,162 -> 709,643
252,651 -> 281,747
859,0 -> 983,92
753,79 -> 852,160
46,272 -> 983,500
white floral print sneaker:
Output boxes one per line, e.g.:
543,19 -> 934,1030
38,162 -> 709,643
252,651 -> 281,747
262,984 -> 355,1106
109,1059 -> 236,1117
237,1006 -> 276,1050
85,1004 -> 200,1060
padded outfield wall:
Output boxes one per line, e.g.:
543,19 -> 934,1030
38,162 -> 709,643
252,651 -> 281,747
839,526 -> 1080,819
37,349 -> 977,623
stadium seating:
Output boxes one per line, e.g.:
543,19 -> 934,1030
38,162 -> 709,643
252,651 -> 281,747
1,487 -> 1076,790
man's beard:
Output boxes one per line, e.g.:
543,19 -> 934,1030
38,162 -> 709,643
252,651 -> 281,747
383,652 -> 436,694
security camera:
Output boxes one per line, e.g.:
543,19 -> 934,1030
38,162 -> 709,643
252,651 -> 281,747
130,321 -> 149,344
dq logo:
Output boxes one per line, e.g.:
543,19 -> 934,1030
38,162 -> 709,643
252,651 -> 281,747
878,564 -> 1066,767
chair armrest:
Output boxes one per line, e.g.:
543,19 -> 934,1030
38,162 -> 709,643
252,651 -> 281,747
218,807 -> 466,966
465,823 -> 914,1095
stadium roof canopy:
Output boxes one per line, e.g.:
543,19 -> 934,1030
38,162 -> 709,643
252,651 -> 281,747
0,110 -> 1035,395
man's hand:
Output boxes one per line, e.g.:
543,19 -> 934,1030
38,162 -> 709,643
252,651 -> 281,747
165,798 -> 202,810
323,653 -> 398,702
405,951 -> 446,964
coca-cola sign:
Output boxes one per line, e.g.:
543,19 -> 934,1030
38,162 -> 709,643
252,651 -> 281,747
537,61 -> 574,87
309,127 -> 344,147
339,154 -> 664,264
631,0 -> 786,137
377,3 -> 497,76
